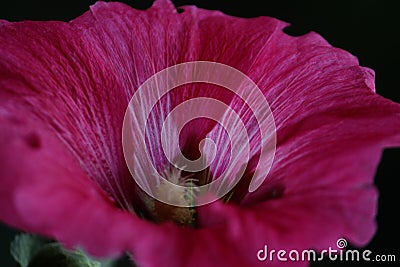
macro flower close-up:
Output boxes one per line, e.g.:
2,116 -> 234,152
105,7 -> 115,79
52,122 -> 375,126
0,0 -> 399,267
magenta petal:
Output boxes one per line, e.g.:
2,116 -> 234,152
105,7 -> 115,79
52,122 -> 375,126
0,111 -> 172,259
210,12 -> 400,250
196,11 -> 400,260
0,19 -> 137,209
198,186 -> 377,261
0,112 -> 122,256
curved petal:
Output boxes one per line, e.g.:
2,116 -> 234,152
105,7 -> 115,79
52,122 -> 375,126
0,0 -> 179,261
0,19 -> 136,209
197,6 -> 400,254
198,5 -> 400,260
0,110 -> 143,256
0,1 -> 284,265
237,22 -> 400,208
237,29 -> 400,201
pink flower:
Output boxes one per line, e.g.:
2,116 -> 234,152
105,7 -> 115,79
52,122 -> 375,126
1,0 -> 399,266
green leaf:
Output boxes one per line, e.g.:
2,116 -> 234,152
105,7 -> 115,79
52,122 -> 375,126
62,246 -> 115,267
10,233 -> 46,267
10,233 -> 116,267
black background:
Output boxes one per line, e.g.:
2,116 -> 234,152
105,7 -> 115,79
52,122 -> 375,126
0,1 -> 399,266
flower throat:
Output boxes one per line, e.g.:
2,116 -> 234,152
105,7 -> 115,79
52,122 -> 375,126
138,165 -> 211,227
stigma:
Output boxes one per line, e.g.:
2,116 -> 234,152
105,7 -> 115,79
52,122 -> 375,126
150,166 -> 199,227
